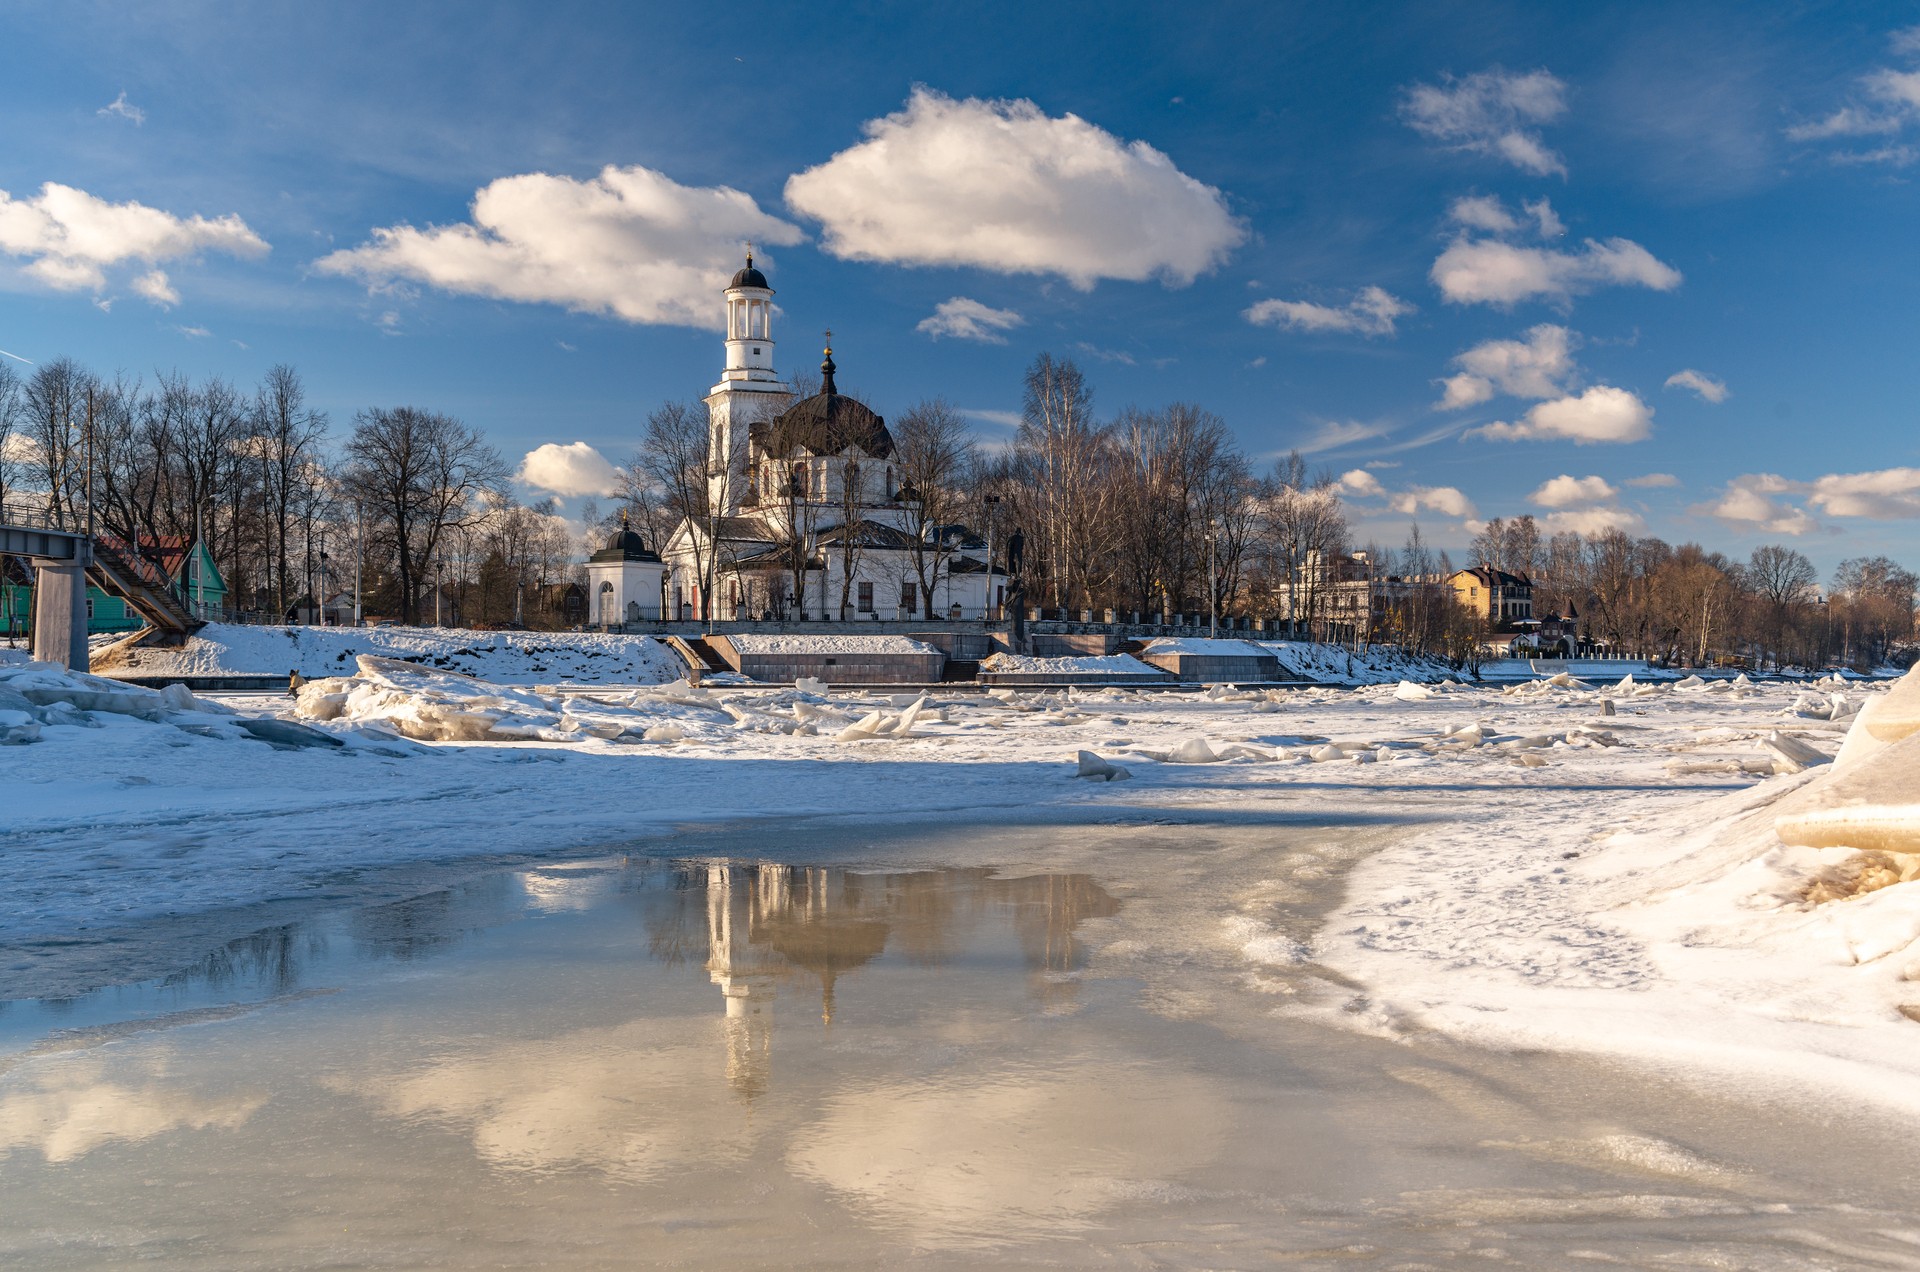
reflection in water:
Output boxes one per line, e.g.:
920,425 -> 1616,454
0,1055 -> 266,1163
651,862 -> 1121,1099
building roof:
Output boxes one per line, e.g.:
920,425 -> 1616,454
751,348 -> 893,459
588,520 -> 661,564
1451,565 -> 1534,589
815,519 -> 921,551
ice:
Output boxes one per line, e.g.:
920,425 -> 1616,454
1074,750 -> 1132,781
1167,738 -> 1224,763
1867,667 -> 1920,743
1393,680 -> 1436,701
1761,731 -> 1830,774
793,676 -> 830,695
1774,732 -> 1920,854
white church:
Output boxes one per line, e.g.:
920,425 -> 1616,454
586,254 -> 1001,626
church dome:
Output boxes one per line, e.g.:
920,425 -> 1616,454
752,345 -> 893,458
759,391 -> 892,459
589,521 -> 661,564
729,249 -> 770,291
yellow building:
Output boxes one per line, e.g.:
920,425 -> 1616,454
1447,566 -> 1533,627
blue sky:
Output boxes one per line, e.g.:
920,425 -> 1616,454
3,1 -> 1917,573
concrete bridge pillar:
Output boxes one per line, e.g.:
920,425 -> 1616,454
32,558 -> 89,671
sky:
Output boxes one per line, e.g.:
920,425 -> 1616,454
2,0 -> 1917,576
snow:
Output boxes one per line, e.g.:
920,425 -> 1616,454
8,645 -> 1920,1126
980,652 -> 1163,676
723,634 -> 939,655
96,622 -> 687,685
1253,640 -> 1456,685
1139,637 -> 1270,657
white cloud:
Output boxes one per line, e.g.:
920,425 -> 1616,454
1699,474 -> 1819,536
784,88 -> 1245,289
916,296 -> 1024,343
316,166 -> 802,330
1786,33 -> 1920,165
961,408 -> 1022,429
1436,323 -> 1576,408
1470,385 -> 1654,444
1540,506 -> 1646,536
131,269 -> 178,307
1336,469 -> 1386,497
1431,236 -> 1681,307
1530,473 -> 1618,507
1294,419 -> 1389,454
1664,368 -> 1728,403
1244,286 -> 1412,337
173,324 -> 210,339
1401,69 -> 1569,176
1073,342 -> 1137,365
0,182 -> 267,302
1807,466 -> 1920,520
1524,197 -> 1564,237
1625,472 -> 1680,488
97,91 -> 145,126
1448,195 -> 1520,233
2,433 -> 41,463
516,442 -> 623,497
1388,484 -> 1478,519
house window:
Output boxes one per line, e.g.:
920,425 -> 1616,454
858,582 -> 874,613
901,582 -> 915,612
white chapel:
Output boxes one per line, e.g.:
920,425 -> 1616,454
638,254 -> 1000,623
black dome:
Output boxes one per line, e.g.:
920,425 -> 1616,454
754,392 -> 893,459
729,264 -> 769,290
589,525 -> 661,564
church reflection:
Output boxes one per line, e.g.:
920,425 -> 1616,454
642,863 -> 1120,1100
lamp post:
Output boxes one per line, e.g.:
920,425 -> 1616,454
318,547 -> 330,627
982,494 -> 1001,621
352,502 -> 363,628
1205,524 -> 1218,638
434,560 -> 445,627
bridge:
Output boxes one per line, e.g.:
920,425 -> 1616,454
1,503 -> 203,670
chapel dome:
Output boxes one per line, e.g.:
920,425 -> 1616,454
752,346 -> 893,458
589,522 -> 661,564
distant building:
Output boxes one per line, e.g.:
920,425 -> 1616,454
1,534 -> 226,635
1448,566 -> 1533,628
585,518 -> 666,626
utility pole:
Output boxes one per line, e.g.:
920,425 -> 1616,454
434,560 -> 444,627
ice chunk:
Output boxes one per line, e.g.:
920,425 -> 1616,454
1762,731 -> 1830,775
0,708 -> 41,745
1075,750 -> 1132,781
234,717 -> 346,750
1393,680 -> 1435,701
794,676 -> 830,696
1167,738 -> 1223,764
642,723 -> 687,743
1774,732 -> 1920,854
1866,666 -> 1920,744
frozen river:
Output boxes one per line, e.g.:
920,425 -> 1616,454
4,814 -> 1918,1268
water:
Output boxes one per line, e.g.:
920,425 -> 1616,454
3,818 -> 1918,1268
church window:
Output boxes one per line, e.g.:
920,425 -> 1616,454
858,582 -> 874,613
901,582 -> 916,612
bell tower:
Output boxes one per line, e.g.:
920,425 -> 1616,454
706,247 -> 789,512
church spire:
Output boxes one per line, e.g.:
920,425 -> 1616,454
821,332 -> 837,395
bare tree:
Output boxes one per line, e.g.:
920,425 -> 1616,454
344,406 -> 508,625
252,365 -> 330,618
23,357 -> 94,527
1747,543 -> 1817,667
0,362 -> 25,510
1016,354 -> 1102,608
892,397 -> 978,618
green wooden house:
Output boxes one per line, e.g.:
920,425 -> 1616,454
1,536 -> 228,636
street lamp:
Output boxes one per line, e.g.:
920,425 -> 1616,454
983,494 -> 1001,621
1205,523 -> 1219,638
434,560 -> 446,627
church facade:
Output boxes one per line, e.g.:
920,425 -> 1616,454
647,256 -> 1000,623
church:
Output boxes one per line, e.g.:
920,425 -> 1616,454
587,254 -> 1001,626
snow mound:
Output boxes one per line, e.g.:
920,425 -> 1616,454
102,622 -> 685,685
725,634 -> 939,655
1140,637 -> 1270,657
981,652 -> 1163,676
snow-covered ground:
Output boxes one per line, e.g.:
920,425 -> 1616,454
6,643 -> 1919,1127
94,622 -> 686,685
980,651 -> 1164,676
1256,639 -> 1456,684
723,633 -> 940,655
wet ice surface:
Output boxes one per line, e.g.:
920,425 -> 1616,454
4,819 -> 1920,1269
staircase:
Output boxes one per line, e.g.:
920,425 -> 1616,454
683,637 -> 735,673
88,537 -> 201,637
